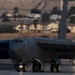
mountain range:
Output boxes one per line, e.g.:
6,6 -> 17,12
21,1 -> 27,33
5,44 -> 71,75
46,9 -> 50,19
0,0 -> 75,15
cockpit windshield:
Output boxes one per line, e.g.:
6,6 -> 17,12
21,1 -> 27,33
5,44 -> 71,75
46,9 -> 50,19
13,39 -> 24,44
14,40 -> 22,44
9,38 -> 27,46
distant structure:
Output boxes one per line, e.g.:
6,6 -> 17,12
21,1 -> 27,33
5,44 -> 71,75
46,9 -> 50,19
61,0 -> 63,11
0,0 -> 75,16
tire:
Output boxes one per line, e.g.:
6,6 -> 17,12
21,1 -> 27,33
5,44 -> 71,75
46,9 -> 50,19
32,60 -> 39,72
38,63 -> 42,72
33,66 -> 38,72
50,64 -> 54,72
23,65 -> 26,72
56,64 -> 59,72
17,66 -> 20,72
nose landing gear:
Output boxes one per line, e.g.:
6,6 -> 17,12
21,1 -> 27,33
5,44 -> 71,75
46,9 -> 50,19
14,63 -> 26,72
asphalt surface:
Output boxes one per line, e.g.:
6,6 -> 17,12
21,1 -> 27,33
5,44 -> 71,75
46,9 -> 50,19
0,59 -> 75,75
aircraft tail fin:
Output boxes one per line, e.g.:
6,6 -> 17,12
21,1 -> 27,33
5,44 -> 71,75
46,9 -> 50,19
58,0 -> 68,39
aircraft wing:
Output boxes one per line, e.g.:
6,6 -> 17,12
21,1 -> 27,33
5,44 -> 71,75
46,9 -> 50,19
0,39 -> 12,59
35,38 -> 75,51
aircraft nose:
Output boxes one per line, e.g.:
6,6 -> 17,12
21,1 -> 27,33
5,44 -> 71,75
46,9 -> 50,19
9,45 -> 20,59
9,44 -> 26,62
9,38 -> 27,62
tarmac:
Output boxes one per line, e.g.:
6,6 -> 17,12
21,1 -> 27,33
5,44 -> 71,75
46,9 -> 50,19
0,71 -> 74,75
0,59 -> 75,75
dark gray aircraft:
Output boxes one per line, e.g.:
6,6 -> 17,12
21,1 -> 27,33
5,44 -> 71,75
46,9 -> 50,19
0,0 -> 75,72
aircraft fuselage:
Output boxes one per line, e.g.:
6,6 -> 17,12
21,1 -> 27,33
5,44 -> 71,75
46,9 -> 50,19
9,38 -> 75,63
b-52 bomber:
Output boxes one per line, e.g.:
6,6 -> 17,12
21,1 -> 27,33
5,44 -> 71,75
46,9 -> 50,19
0,0 -> 75,72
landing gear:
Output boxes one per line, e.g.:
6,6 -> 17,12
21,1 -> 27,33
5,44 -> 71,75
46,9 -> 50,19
23,64 -> 26,72
32,59 -> 44,72
16,64 -> 21,72
50,63 -> 60,72
50,59 -> 60,72
14,59 -> 60,72
15,63 -> 26,72
70,59 -> 75,65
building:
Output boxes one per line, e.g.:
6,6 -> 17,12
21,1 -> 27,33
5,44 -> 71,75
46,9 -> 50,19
15,23 -> 28,33
68,23 -> 75,33
29,24 -> 43,33
10,22 -> 75,34
47,22 -> 58,31
50,14 -> 61,21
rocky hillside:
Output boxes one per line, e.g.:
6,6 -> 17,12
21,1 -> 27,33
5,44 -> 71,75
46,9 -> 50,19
0,0 -> 75,15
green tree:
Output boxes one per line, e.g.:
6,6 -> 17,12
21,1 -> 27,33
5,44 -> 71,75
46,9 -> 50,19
68,6 -> 75,15
33,19 -> 38,28
51,6 -> 61,15
19,23 -> 23,33
13,7 -> 19,15
69,16 -> 75,23
23,14 -> 26,21
31,8 -> 41,14
41,12 -> 50,23
0,25 -> 17,33
18,14 -> 23,21
33,19 -> 38,33
1,12 -> 10,22
13,14 -> 18,21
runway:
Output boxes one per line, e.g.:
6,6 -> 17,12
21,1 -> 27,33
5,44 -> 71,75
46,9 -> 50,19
0,71 -> 74,75
0,59 -> 75,75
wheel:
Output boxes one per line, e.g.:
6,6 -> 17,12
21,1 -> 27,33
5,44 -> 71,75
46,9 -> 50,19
56,64 -> 60,72
50,64 -> 54,72
38,63 -> 41,72
16,63 -> 24,72
33,65 -> 39,72
33,65 -> 44,72
32,60 -> 41,72
17,65 -> 20,72
14,63 -> 20,72
38,64 -> 44,72
23,64 -> 26,72
32,59 -> 38,72
23,66 -> 26,72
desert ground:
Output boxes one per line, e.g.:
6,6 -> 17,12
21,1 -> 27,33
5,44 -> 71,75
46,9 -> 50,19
0,33 -> 75,40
